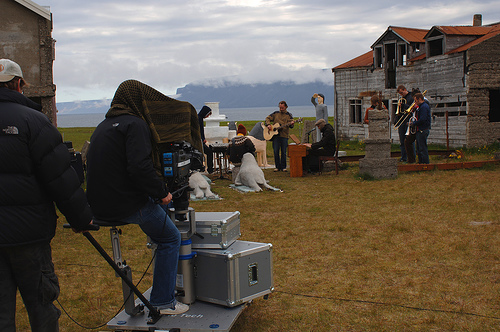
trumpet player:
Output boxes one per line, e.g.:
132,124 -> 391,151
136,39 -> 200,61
405,92 -> 431,164
396,85 -> 414,162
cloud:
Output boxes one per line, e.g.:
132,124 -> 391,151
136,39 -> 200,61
40,0 -> 500,102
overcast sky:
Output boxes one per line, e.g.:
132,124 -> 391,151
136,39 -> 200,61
40,0 -> 500,102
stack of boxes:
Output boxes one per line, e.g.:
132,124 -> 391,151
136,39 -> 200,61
184,211 -> 274,307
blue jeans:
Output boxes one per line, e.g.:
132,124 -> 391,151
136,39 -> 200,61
0,242 -> 61,332
416,129 -> 430,164
272,136 -> 289,170
121,199 -> 181,308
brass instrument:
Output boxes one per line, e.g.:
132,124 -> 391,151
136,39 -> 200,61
394,90 -> 427,129
395,96 -> 405,115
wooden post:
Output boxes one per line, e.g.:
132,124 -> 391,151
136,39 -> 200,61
445,111 -> 449,151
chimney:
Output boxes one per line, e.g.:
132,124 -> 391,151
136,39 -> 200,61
473,14 -> 482,26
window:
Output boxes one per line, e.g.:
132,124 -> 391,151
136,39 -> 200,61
349,99 -> 362,124
374,47 -> 382,68
489,89 -> 500,122
398,44 -> 407,66
428,38 -> 444,57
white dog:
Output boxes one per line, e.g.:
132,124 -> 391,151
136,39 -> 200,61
234,153 -> 273,192
248,122 -> 271,167
189,171 -> 216,199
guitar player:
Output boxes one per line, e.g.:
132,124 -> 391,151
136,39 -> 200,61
264,100 -> 295,172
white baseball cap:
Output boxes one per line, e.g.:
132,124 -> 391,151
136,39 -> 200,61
0,59 -> 24,82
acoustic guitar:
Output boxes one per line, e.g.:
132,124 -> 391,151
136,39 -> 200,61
262,118 -> 303,141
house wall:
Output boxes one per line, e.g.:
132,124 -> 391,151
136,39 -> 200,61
334,52 -> 469,147
466,33 -> 500,147
0,0 -> 56,122
445,35 -> 477,53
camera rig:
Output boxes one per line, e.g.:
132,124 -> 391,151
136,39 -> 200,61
158,141 -> 203,214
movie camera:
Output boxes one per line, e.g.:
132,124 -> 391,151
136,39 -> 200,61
158,141 -> 203,214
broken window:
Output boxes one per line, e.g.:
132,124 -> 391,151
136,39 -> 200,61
374,47 -> 382,68
428,38 -> 444,57
489,89 -> 500,122
349,99 -> 362,124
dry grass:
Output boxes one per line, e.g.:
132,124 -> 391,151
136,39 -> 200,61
12,128 -> 500,331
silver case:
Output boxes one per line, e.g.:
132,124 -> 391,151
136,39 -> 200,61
194,240 -> 274,307
191,211 -> 241,249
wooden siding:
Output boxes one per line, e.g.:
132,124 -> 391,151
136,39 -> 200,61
334,53 -> 470,147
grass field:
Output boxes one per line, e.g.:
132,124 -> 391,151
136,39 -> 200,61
13,126 -> 500,331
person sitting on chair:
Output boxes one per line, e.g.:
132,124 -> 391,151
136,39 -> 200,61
227,124 -> 256,165
86,80 -> 191,316
303,119 -> 336,172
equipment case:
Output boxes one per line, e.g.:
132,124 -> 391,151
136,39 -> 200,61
191,211 -> 240,249
194,240 -> 273,307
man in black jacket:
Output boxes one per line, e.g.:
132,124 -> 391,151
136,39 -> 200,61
0,59 -> 93,331
304,119 -> 336,172
86,80 -> 191,316
198,105 -> 214,173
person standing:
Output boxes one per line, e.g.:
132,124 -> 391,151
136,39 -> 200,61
396,85 -> 414,162
303,119 -> 336,172
86,80 -> 190,315
410,92 -> 431,164
311,93 -> 328,142
0,59 -> 93,331
265,101 -> 295,172
198,105 -> 214,174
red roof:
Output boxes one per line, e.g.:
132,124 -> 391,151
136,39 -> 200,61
448,23 -> 500,54
389,27 -> 427,43
332,51 -> 373,70
333,23 -> 500,68
428,25 -> 493,37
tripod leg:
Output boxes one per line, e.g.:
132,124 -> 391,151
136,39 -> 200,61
82,232 -> 162,324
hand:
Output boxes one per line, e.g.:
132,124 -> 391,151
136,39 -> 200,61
313,93 -> 318,98
160,193 -> 173,205
267,125 -> 272,130
304,143 -> 312,148
290,120 -> 295,125
72,220 -> 94,233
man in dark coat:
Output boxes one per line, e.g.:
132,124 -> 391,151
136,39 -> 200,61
0,59 -> 93,331
86,80 -> 191,316
198,105 -> 214,173
304,119 -> 336,172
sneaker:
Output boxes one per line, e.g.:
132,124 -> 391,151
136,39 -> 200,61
159,302 -> 189,315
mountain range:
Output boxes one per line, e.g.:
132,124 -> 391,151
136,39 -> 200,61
56,80 -> 334,114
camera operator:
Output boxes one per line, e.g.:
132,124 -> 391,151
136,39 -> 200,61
0,59 -> 93,331
86,80 -> 190,315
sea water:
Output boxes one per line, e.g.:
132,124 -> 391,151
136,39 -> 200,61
56,105 -> 329,127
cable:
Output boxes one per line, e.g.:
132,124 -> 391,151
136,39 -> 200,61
276,290 -> 500,320
59,205 -> 178,329
57,234 -> 158,330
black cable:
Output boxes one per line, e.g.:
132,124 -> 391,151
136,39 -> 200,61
276,290 -> 500,320
57,232 -> 159,330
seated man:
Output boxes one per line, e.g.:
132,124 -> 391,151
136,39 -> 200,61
86,80 -> 191,315
303,119 -> 336,172
227,124 -> 256,165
